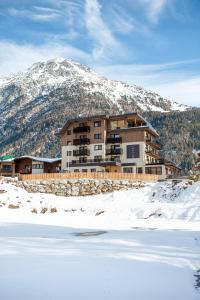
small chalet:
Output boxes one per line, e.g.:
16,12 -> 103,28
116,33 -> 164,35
0,155 -> 15,176
15,156 -> 61,174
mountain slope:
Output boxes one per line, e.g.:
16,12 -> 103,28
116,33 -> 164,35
144,109 -> 200,171
0,58 -> 196,170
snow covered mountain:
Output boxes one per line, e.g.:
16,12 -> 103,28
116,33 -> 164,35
0,57 -> 188,113
0,58 -> 190,156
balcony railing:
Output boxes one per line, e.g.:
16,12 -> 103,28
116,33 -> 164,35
146,150 -> 160,159
106,148 -> 123,155
106,137 -> 122,143
70,158 -> 121,165
73,149 -> 90,156
73,138 -> 90,145
146,138 -> 161,150
73,126 -> 90,133
146,159 -> 165,165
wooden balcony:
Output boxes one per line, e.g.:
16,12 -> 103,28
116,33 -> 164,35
146,159 -> 165,165
146,138 -> 161,150
106,148 -> 123,155
73,126 -> 90,133
69,158 -> 121,166
73,149 -> 90,156
73,138 -> 90,145
146,150 -> 160,160
106,137 -> 122,143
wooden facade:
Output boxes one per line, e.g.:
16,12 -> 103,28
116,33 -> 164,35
0,160 -> 15,176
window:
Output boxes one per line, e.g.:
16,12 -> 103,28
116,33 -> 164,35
66,151 -> 72,156
82,169 -> 88,172
67,141 -> 72,145
94,133 -> 101,139
91,168 -> 96,172
24,165 -> 31,173
123,167 -> 133,173
127,120 -> 135,128
111,144 -> 120,150
79,146 -> 87,150
32,164 -> 43,169
110,133 -> 120,138
145,167 -> 162,175
2,165 -> 12,171
94,121 -> 101,127
110,120 -> 125,130
74,169 -> 79,172
127,144 -> 140,158
94,155 -> 102,162
136,167 -> 143,174
94,145 -> 102,150
67,130 -> 71,135
79,157 -> 87,163
111,156 -> 120,162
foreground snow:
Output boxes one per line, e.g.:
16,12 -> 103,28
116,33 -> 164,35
0,180 -> 199,230
0,224 -> 199,300
0,179 -> 199,299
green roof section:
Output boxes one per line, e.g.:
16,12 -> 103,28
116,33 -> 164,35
0,155 -> 15,161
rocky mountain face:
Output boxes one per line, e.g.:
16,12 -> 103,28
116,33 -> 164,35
0,57 -> 198,171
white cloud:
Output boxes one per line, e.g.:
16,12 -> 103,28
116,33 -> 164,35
95,60 -> 200,107
30,13 -> 60,21
84,0 -> 123,60
107,4 -> 135,34
0,41 -> 90,77
151,77 -> 200,107
6,7 -> 60,22
145,0 -> 168,22
136,0 -> 170,23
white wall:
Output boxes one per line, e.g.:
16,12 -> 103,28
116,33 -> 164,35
32,162 -> 44,174
120,142 -> 146,166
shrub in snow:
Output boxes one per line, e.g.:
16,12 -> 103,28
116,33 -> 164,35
31,208 -> 37,214
95,211 -> 105,216
0,190 -> 7,194
50,207 -> 57,213
8,204 -> 20,209
40,207 -> 48,214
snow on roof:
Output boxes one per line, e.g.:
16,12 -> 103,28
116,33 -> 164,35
0,155 -> 15,161
0,158 -> 15,162
15,156 -> 61,163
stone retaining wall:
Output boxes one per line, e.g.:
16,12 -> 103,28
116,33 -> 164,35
2,177 -> 146,196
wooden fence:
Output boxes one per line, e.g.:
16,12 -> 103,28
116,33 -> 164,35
18,172 -> 159,182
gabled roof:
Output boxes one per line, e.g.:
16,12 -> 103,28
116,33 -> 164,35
58,112 -> 159,137
57,114 -> 108,135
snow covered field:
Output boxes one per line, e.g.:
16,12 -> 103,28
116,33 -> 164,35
0,180 -> 200,300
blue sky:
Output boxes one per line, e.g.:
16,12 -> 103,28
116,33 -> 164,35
0,0 -> 200,106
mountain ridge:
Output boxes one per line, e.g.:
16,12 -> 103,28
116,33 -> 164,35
0,58 -> 189,112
